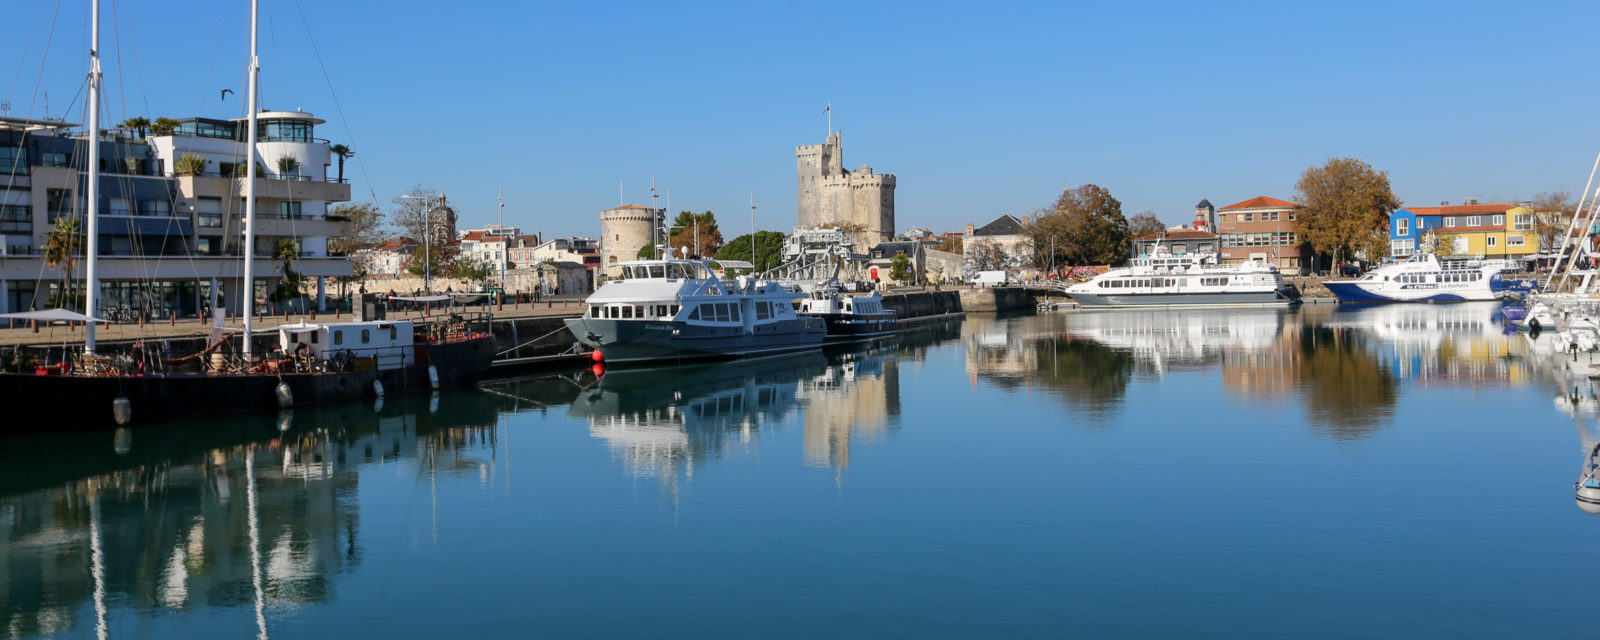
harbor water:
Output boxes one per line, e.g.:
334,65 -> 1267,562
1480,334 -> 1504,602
5,303 -> 1598,638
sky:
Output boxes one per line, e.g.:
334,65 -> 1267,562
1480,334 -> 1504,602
7,0 -> 1600,240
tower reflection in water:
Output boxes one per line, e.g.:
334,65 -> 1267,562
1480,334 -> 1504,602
0,394 -> 501,639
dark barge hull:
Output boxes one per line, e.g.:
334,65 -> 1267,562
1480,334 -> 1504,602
812,312 -> 897,341
0,336 -> 496,430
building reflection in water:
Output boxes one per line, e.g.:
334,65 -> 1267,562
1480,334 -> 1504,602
0,393 -> 501,638
962,303 -> 1538,438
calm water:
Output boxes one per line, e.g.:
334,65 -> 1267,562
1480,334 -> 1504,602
5,303 -> 1599,638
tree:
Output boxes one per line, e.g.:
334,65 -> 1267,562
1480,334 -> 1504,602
392,187 -> 459,280
1127,211 -> 1166,238
270,239 -> 305,309
150,117 -> 180,136
1029,184 -> 1131,267
119,117 -> 150,138
668,210 -> 723,257
1294,157 -> 1402,269
714,231 -> 786,272
935,236 -> 963,254
41,216 -> 83,310
329,144 -> 355,183
327,202 -> 386,300
1528,190 -> 1575,255
456,260 -> 492,287
174,154 -> 209,177
965,239 -> 1007,272
889,253 -> 911,283
276,155 -> 300,178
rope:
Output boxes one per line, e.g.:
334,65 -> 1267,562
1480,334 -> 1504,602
290,0 -> 377,201
495,323 -> 578,357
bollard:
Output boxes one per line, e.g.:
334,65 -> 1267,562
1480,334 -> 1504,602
548,299 -> 553,308
170,313 -> 175,326
310,310 -> 317,321
498,296 -> 503,311
335,306 -> 341,318
31,319 -> 38,333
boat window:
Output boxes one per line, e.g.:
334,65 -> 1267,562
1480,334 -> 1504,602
731,304 -> 742,321
334,330 -> 343,345
311,332 -> 319,344
622,306 -> 634,319
668,264 -> 685,279
361,329 -> 371,344
757,303 -> 771,320
655,305 -> 667,317
689,306 -> 701,320
670,304 -> 681,316
389,326 -> 397,340
591,306 -> 601,318
650,265 -> 665,278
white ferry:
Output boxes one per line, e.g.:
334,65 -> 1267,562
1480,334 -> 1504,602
1064,252 -> 1300,308
564,259 -> 826,364
1322,253 -> 1528,303
797,289 -> 896,340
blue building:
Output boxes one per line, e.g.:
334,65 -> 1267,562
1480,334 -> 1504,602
1388,207 -> 1444,258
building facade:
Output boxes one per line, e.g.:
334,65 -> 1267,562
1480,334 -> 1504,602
0,111 -> 352,320
1216,196 -> 1310,272
1392,202 -> 1537,261
796,131 -> 896,248
1131,229 -> 1218,260
962,215 -> 1033,277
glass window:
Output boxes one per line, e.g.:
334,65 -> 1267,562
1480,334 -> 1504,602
139,199 -> 171,216
649,265 -> 665,278
669,264 -> 686,279
0,205 -> 30,234
757,303 -> 771,320
689,306 -> 700,320
0,147 -> 27,172
621,306 -> 633,319
1487,236 -> 1497,247
108,198 -> 132,216
1396,218 -> 1409,236
279,201 -> 302,219
361,329 -> 370,343
731,304 -> 742,321
334,330 -> 344,345
670,305 -> 680,316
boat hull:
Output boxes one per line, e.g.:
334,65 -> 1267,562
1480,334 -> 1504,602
1322,280 -> 1500,302
1065,289 -> 1298,308
0,335 -> 496,430
565,317 -> 826,364
811,312 -> 897,340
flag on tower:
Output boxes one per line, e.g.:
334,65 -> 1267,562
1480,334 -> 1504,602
823,103 -> 830,114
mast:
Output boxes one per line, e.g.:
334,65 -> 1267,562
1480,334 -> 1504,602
242,0 -> 260,356
497,189 -> 505,288
84,0 -> 102,354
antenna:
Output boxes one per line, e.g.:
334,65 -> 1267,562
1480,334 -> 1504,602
650,177 -> 660,259
751,191 -> 757,269
497,188 -> 506,285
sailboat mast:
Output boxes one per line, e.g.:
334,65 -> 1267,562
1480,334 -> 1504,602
242,0 -> 260,356
84,0 -> 102,355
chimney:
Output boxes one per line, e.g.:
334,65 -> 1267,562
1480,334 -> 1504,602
965,223 -> 975,235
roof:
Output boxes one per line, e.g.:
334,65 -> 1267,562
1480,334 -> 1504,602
870,241 -> 921,258
1136,230 -> 1216,241
1196,198 -> 1213,209
1402,203 -> 1513,216
971,214 -> 1026,236
375,239 -> 412,252
460,231 -> 487,242
1220,196 -> 1300,210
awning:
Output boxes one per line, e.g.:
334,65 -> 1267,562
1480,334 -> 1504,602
714,260 -> 755,269
0,308 -> 105,322
390,295 -> 452,302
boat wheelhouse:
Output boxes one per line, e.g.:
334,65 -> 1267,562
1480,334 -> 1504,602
565,258 -> 825,364
797,289 -> 896,340
1064,251 -> 1299,308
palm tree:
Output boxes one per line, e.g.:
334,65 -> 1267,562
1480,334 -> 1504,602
41,216 -> 83,310
276,155 -> 300,179
150,117 -> 180,136
119,117 -> 150,138
271,240 -> 304,310
329,144 -> 354,183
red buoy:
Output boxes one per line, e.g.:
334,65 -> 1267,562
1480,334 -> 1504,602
591,349 -> 604,363
591,363 -> 606,378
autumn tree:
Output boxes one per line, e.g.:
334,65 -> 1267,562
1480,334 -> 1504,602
935,236 -> 963,254
668,210 -> 723,257
1030,184 -> 1131,267
1127,211 -> 1166,238
1527,190 -> 1575,254
1293,157 -> 1402,268
327,202 -> 386,299
392,187 -> 460,280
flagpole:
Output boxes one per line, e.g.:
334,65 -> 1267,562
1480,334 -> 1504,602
826,102 -> 831,138
750,191 -> 757,270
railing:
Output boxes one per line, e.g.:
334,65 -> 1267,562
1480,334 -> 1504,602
168,170 -> 348,183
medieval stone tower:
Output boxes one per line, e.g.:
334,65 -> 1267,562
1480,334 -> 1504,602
796,131 -> 896,248
599,204 -> 660,277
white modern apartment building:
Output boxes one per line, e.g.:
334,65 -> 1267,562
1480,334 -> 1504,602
0,109 -> 352,321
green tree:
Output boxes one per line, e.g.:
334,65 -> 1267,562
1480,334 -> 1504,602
456,260 -> 492,287
271,240 -> 305,308
935,236 -> 963,254
118,116 -> 150,138
668,210 -> 723,257
1030,184 -> 1130,266
1127,211 -> 1166,238
715,230 -> 786,272
889,253 -> 911,283
637,243 -> 655,259
329,144 -> 355,183
150,117 -> 180,136
174,154 -> 209,176
1294,157 -> 1402,269
41,216 -> 83,310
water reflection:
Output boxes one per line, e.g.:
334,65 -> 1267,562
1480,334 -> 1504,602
0,394 -> 501,638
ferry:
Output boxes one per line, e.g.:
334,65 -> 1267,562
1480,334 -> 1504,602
1063,252 -> 1300,308
797,289 -> 896,340
1322,253 -> 1528,303
564,259 -> 826,364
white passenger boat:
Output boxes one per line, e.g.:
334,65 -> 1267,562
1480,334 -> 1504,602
564,259 -> 826,364
1063,252 -> 1300,308
1322,253 -> 1528,303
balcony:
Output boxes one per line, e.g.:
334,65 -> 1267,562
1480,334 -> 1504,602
176,174 -> 351,203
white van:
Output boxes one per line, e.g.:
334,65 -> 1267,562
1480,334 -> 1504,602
972,271 -> 1010,287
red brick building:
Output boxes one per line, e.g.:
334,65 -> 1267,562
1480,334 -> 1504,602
1217,196 -> 1311,273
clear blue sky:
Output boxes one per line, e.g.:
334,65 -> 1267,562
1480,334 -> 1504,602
8,0 -> 1598,239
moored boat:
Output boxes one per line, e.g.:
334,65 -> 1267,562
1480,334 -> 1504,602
564,258 -> 826,364
1064,251 -> 1299,308
1322,253 -> 1522,303
797,288 -> 896,340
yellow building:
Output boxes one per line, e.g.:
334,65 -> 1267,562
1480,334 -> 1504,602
1410,203 -> 1538,260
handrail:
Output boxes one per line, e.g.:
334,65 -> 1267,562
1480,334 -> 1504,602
169,170 -> 348,183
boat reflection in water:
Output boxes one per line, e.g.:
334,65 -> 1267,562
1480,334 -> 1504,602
562,341 -> 904,484
0,392 -> 504,639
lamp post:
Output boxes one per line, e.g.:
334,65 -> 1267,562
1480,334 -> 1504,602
399,192 -> 438,293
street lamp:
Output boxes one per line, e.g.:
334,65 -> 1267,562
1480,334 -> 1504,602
399,192 -> 439,293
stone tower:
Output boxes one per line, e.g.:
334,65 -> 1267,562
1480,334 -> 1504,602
796,131 -> 896,248
599,204 -> 660,277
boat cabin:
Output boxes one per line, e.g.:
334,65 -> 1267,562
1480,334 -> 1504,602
585,258 -> 801,328
278,320 -> 416,369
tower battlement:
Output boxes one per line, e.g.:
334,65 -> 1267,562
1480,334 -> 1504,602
796,130 -> 894,247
